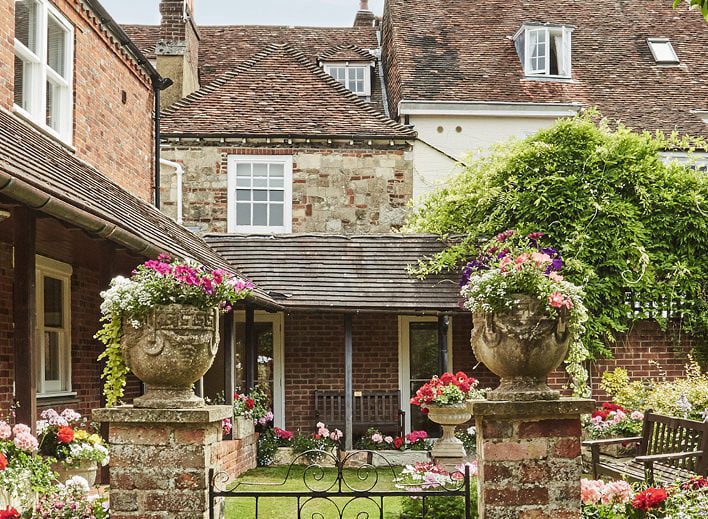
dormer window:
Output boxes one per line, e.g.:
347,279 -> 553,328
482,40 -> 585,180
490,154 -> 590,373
647,38 -> 679,65
514,24 -> 573,79
323,64 -> 371,97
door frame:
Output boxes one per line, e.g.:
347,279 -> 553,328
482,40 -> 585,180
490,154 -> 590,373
398,315 -> 453,434
234,310 -> 286,429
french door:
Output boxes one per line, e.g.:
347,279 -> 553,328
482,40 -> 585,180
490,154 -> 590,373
398,316 -> 453,436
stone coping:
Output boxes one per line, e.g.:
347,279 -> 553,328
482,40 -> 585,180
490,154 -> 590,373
469,398 -> 595,418
92,405 -> 232,424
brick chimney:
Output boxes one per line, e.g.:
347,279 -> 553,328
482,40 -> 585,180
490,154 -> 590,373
354,0 -> 376,27
156,0 -> 200,108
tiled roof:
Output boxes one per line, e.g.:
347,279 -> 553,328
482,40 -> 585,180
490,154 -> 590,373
123,23 -> 388,114
382,0 -> 708,137
160,43 -> 415,139
204,233 -> 464,312
318,44 -> 376,62
0,109 -> 278,309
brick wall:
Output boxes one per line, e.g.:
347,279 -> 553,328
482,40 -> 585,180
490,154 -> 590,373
161,141 -> 414,234
0,242 -> 13,412
1,0 -> 155,201
211,434 -> 258,478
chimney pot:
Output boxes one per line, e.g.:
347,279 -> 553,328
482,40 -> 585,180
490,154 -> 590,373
359,1 -> 369,11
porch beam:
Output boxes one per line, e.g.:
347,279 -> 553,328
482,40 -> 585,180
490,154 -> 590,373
344,313 -> 353,451
223,311 -> 235,439
245,305 -> 256,390
13,207 -> 37,428
438,315 -> 449,375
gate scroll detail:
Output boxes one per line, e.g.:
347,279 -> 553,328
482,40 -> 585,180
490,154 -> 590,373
209,449 -> 473,519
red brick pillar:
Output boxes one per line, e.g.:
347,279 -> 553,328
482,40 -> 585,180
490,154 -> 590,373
94,406 -> 232,519
470,399 -> 595,519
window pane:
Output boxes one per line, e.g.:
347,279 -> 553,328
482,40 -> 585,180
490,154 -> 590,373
236,203 -> 251,226
269,204 -> 284,226
529,29 -> 547,73
253,190 -> 268,202
236,177 -> 251,188
44,331 -> 61,382
269,164 -> 284,178
253,177 -> 268,188
14,55 -> 30,110
409,322 -> 441,436
15,0 -> 38,53
270,190 -> 284,202
47,14 -> 67,77
46,80 -> 61,131
253,164 -> 268,177
236,163 -> 251,177
270,178 -> 284,189
236,189 -> 251,201
253,204 -> 267,226
44,276 -> 63,328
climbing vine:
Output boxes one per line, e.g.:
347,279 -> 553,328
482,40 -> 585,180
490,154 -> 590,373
407,113 -> 708,363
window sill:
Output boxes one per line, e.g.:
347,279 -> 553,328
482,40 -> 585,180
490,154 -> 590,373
12,105 -> 75,152
37,391 -> 77,401
521,76 -> 575,84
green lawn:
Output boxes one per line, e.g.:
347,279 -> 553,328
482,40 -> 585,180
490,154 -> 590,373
224,465 -> 405,519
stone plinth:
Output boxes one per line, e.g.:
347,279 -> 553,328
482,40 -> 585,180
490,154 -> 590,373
94,405 -> 232,519
470,398 -> 595,519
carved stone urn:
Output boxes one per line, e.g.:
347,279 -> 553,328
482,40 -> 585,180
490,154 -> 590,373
427,402 -> 472,461
122,304 -> 219,409
471,294 -> 571,401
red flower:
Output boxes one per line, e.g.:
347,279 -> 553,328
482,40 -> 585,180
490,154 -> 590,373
681,476 -> 708,491
245,398 -> 255,410
0,452 -> 7,471
631,487 -> 669,511
394,437 -> 405,450
56,426 -> 75,444
0,508 -> 20,519
592,409 -> 610,420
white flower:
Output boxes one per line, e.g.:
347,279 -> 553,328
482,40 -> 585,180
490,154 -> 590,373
65,475 -> 90,494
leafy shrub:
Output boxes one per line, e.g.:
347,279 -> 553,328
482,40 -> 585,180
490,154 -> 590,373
407,114 -> 708,363
397,462 -> 479,518
455,426 -> 476,454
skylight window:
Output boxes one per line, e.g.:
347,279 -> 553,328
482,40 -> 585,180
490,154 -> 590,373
514,24 -> 573,79
647,38 -> 679,65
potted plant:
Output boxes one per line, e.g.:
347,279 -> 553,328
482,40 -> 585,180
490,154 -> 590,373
96,254 -> 253,408
291,422 -> 343,466
462,230 -> 588,401
582,403 -> 643,458
411,372 -> 482,460
0,420 -> 53,513
358,428 -> 431,467
37,409 -> 109,487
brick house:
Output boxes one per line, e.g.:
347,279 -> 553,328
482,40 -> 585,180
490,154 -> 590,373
0,0 -> 277,429
380,0 -> 708,198
119,1 -> 698,450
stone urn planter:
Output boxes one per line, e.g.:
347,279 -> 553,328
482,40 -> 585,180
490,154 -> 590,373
122,304 -> 220,409
472,294 -> 571,401
427,402 -> 472,460
52,460 -> 99,487
232,415 -> 256,440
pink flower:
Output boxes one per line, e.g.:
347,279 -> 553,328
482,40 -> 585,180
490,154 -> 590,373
222,418 -> 232,435
384,436 -> 393,444
602,480 -> 633,504
515,253 -> 531,264
455,460 -> 478,477
318,426 -> 330,437
548,272 -> 564,282
548,291 -> 566,309
13,432 -> 38,452
631,411 -> 644,421
531,252 -> 552,266
60,409 -> 82,423
0,422 -> 11,440
316,422 -> 325,429
581,479 -> 605,505
330,429 -> 343,441
12,424 -> 30,436
499,256 -> 513,271
371,433 -> 383,443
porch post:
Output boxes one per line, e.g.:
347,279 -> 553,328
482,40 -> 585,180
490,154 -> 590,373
344,313 -> 353,451
245,304 -> 256,390
223,312 -> 234,439
437,315 -> 449,375
13,207 -> 37,428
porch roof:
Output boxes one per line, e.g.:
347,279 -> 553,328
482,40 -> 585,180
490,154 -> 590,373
0,109 -> 279,310
204,233 -> 464,312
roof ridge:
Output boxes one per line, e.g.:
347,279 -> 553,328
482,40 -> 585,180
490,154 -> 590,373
318,43 -> 376,61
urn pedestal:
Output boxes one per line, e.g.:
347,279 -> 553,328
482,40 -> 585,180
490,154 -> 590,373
427,402 -> 472,470
122,304 -> 220,409
471,294 -> 571,401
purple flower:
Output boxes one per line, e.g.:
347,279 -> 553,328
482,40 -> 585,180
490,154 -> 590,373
551,257 -> 563,271
540,247 -> 558,257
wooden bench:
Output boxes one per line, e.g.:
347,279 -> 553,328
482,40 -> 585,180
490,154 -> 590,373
314,390 -> 405,439
584,411 -> 707,484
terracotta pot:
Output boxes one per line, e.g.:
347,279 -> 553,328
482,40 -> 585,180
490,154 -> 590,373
122,304 -> 220,409
427,403 -> 471,460
472,294 -> 571,401
52,460 -> 99,487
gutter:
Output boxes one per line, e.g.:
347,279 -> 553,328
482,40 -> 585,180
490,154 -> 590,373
398,100 -> 583,118
83,0 -> 173,209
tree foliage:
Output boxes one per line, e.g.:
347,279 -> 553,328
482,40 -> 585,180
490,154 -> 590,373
673,0 -> 708,20
407,115 -> 707,361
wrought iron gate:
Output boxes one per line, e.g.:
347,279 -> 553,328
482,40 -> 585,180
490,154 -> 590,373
209,450 -> 473,519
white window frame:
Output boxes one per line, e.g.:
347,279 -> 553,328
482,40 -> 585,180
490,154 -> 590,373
227,155 -> 293,234
323,62 -> 372,97
647,38 -> 680,65
234,311 -> 285,429
397,316 -> 453,435
522,25 -> 572,79
13,0 -> 74,143
35,255 -> 73,397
